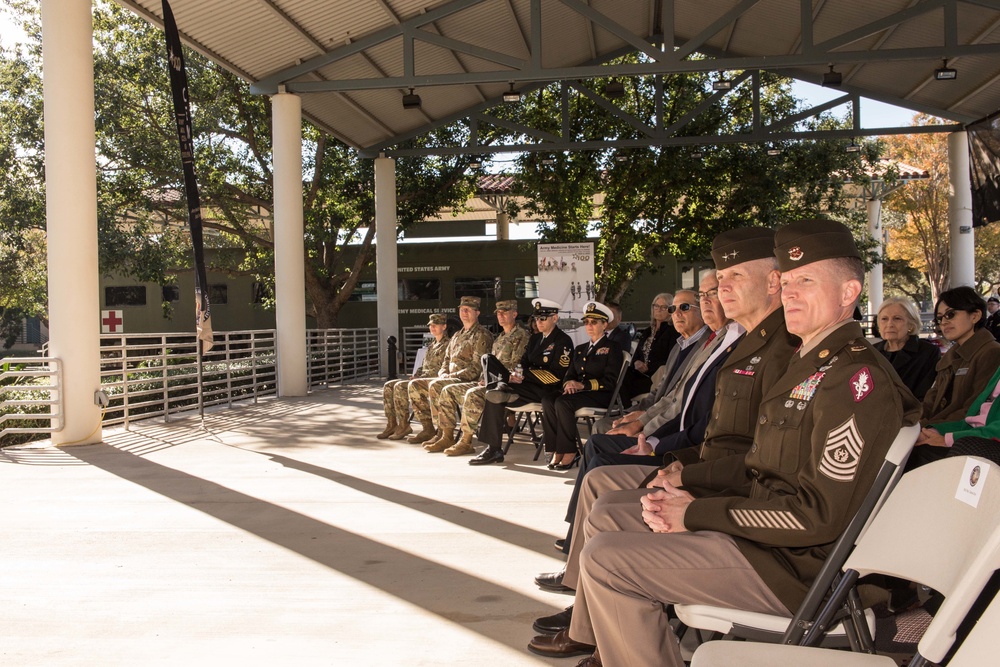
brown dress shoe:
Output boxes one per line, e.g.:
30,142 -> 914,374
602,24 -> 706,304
527,629 -> 595,658
575,648 -> 601,666
386,424 -> 412,440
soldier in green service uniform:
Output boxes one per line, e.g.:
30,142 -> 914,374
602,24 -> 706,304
531,219 -> 921,667
425,299 -> 529,455
407,296 -> 494,445
376,313 -> 451,440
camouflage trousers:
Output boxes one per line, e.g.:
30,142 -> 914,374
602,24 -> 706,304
409,377 -> 463,425
435,382 -> 487,437
382,379 -> 415,424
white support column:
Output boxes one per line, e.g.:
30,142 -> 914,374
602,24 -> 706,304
949,131 -> 976,288
496,211 -> 510,240
374,156 -> 399,375
867,198 -> 884,317
42,0 -> 102,445
271,92 -> 307,396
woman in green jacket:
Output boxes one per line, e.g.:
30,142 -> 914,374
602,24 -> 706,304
912,364 -> 1000,466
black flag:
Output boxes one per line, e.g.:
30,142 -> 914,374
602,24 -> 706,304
161,0 -> 213,351
968,110 -> 1000,228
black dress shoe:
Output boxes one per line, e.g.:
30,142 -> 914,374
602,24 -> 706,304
468,447 -> 504,466
527,629 -> 595,658
532,605 -> 573,634
535,569 -> 573,593
554,538 -> 566,552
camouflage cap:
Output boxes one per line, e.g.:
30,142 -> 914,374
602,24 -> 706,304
582,301 -> 612,321
427,313 -> 448,325
458,296 -> 481,310
774,218 -> 861,272
711,227 -> 777,269
495,299 -> 518,312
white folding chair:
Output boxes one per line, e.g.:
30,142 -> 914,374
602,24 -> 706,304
691,455 -> 1000,667
504,401 -> 545,460
674,422 -> 921,648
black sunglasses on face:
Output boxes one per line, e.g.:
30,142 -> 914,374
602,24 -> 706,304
932,309 -> 964,326
667,303 -> 700,314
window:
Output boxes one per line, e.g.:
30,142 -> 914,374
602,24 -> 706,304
162,285 -> 180,302
105,286 -> 147,307
455,277 -> 499,300
348,281 -> 377,302
209,284 -> 228,305
515,276 -> 539,299
400,279 -> 440,301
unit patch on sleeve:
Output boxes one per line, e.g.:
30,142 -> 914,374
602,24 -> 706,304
851,367 -> 873,402
819,415 -> 865,482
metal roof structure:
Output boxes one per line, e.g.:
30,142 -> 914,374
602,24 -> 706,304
114,0 -> 1000,156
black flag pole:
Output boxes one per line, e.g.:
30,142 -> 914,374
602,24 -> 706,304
161,0 -> 214,421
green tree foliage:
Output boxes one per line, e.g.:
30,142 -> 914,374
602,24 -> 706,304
1,0 -> 477,329
504,66 -> 872,300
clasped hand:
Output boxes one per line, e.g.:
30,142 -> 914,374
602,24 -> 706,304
641,482 -> 694,533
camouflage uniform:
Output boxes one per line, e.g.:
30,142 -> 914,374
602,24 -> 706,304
435,324 -> 529,438
381,334 -> 450,424
409,321 -> 494,427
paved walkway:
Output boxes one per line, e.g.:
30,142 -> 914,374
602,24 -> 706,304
1,382 -> 583,666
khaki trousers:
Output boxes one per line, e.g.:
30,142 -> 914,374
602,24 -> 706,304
569,501 -> 789,667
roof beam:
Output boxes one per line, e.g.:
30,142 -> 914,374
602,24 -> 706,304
412,30 -> 528,69
813,0 -> 949,53
675,0 -> 761,60
557,0 -> 666,62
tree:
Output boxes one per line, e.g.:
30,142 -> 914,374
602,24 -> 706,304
883,116 -> 952,301
1,0 -> 478,329
504,66 -> 872,300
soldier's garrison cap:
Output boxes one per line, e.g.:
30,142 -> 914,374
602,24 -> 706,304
532,298 -> 561,317
427,313 -> 448,325
495,299 -> 518,312
582,301 -> 613,322
711,227 -> 777,269
774,218 -> 861,272
458,296 -> 482,310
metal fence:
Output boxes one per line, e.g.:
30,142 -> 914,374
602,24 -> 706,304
0,358 -> 63,442
307,328 -> 381,388
0,328 -> 381,445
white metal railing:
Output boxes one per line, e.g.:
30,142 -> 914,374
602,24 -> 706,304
0,357 -> 63,443
307,328 -> 381,387
99,330 -> 279,427
0,328 -> 382,444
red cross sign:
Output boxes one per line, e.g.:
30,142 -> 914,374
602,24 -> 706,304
101,310 -> 123,334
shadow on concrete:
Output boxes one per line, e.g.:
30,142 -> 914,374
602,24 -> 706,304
67,443 -> 563,653
262,451 -> 556,554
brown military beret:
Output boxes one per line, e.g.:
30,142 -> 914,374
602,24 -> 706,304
458,296 -> 481,310
427,313 -> 447,325
774,218 -> 861,272
495,299 -> 518,312
711,227 -> 777,269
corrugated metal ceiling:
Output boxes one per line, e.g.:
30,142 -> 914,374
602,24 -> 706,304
114,0 -> 1000,152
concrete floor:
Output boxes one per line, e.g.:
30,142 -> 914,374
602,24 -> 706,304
1,382 -> 582,667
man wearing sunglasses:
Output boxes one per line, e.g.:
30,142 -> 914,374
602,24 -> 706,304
541,220 -> 921,667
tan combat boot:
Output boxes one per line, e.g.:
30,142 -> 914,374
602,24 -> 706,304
408,422 -> 437,444
444,433 -> 476,456
376,413 -> 397,439
387,422 -> 413,440
424,430 -> 455,452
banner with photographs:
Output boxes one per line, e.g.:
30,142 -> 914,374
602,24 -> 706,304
537,242 -> 595,344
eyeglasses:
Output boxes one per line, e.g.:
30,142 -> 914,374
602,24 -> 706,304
651,303 -> 670,311
582,318 -> 605,325
667,303 -> 700,314
697,289 -> 719,300
932,309 -> 964,326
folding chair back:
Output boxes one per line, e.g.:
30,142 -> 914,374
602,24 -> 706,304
675,423 -> 921,647
574,352 -> 631,432
691,455 -> 1000,667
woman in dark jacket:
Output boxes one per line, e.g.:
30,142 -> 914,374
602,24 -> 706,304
620,293 -> 676,402
873,297 -> 940,400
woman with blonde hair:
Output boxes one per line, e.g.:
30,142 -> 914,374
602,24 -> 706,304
619,292 -> 677,402
873,297 -> 940,400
